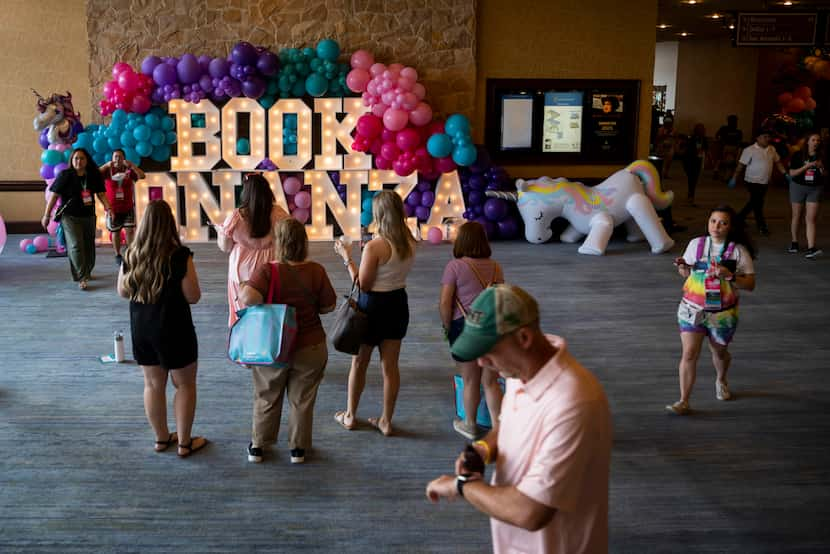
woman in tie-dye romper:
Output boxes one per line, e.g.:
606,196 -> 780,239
667,205 -> 757,415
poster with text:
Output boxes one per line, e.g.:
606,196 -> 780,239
542,92 -> 583,153
589,93 -> 625,157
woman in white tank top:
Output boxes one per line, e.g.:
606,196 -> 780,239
333,191 -> 416,436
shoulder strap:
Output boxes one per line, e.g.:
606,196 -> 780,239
463,259 -> 493,289
724,242 -> 736,259
695,237 -> 707,262
266,263 -> 278,304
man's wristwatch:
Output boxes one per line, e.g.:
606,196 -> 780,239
456,473 -> 480,498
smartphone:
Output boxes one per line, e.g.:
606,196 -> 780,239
462,444 -> 485,475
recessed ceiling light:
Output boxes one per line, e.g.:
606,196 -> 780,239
707,13 -> 721,19
782,1 -> 794,5
681,0 -> 700,5
677,31 -> 693,37
728,24 -> 735,29
657,23 -> 672,29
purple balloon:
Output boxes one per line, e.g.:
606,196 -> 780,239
329,172 -> 341,185
199,74 -> 214,93
404,203 -> 415,217
468,190 -> 484,206
39,164 -> 54,180
417,180 -> 432,192
197,54 -> 211,71
406,191 -> 422,207
209,57 -> 230,79
177,54 -> 202,84
483,198 -> 509,221
242,76 -> 266,99
473,204 -> 484,216
231,41 -> 258,66
420,190 -> 435,207
141,56 -> 162,76
153,62 -> 178,86
38,129 -> 50,149
415,205 -> 431,221
257,51 -> 279,76
53,162 -> 68,176
497,216 -> 521,239
468,174 -> 485,190
463,209 -> 475,220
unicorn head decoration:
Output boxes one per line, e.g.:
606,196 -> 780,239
487,160 -> 675,255
32,90 -> 81,145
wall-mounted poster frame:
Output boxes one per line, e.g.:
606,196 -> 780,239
485,78 -> 641,165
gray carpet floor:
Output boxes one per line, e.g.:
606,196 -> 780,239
1,172 -> 828,553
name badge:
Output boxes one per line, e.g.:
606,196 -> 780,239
806,168 -> 816,183
704,275 -> 722,311
81,189 -> 93,205
115,189 -> 125,200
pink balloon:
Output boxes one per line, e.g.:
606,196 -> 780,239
131,95 -> 151,113
396,128 -> 421,152
33,235 -> 50,252
401,67 -> 418,81
383,108 -> 409,132
47,220 -> 59,236
112,62 -> 131,79
292,207 -> 310,223
366,81 -> 378,96
55,143 -> 70,152
388,63 -> 404,75
294,190 -> 312,209
351,49 -> 375,70
381,142 -> 401,161
369,138 -> 383,156
402,92 -> 418,111
435,156 -> 457,174
393,157 -> 415,177
375,156 -> 393,170
427,226 -> 443,244
381,129 -> 397,143
45,178 -> 56,187
283,176 -> 303,195
346,69 -> 371,93
0,214 -> 5,256
371,103 -> 388,118
118,71 -> 140,93
397,76 -> 415,91
413,83 -> 426,100
103,80 -> 119,97
381,91 -> 396,105
19,238 -> 33,252
370,63 -> 386,77
356,114 -> 383,139
409,102 -> 433,127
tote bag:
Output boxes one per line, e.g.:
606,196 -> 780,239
228,263 -> 298,367
330,277 -> 368,355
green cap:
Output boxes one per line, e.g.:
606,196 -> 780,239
450,284 -> 539,362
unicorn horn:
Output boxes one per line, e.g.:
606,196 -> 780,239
485,191 -> 518,201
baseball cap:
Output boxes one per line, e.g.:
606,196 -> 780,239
450,284 -> 539,362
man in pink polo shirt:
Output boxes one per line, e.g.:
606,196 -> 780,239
426,285 -> 612,553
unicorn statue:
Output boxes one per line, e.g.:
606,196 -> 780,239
32,90 -> 82,145
487,160 -> 674,255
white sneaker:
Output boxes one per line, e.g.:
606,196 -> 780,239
665,400 -> 690,415
453,418 -> 480,440
716,381 -> 732,401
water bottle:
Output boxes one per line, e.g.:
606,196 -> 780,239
114,330 -> 125,362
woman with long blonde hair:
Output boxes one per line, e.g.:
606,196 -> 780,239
333,190 -> 416,436
117,200 -> 207,457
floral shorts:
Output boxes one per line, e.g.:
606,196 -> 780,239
678,300 -> 739,346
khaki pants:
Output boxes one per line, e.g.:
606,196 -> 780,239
251,341 -> 328,450
61,214 -> 96,281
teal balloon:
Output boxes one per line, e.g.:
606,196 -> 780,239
74,131 -> 92,150
427,134 -> 453,158
305,73 -> 328,97
133,125 -> 151,141
123,148 -> 140,165
161,117 -> 175,131
445,114 -> 471,136
41,149 -> 63,165
93,137 -> 109,153
165,131 -> 177,144
302,47 -> 315,58
361,197 -> 374,211
64,150 -> 72,162
266,81 -> 278,95
191,114 -> 206,128
144,113 -> 160,128
150,145 -> 171,162
112,110 -> 127,124
236,138 -> 250,155
120,131 -> 137,147
150,130 -> 165,146
360,211 -> 373,226
452,144 -> 477,167
291,80 -> 306,97
135,141 -> 152,157
107,136 -> 121,150
259,95 -> 275,109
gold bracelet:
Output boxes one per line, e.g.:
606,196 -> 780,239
473,440 -> 491,465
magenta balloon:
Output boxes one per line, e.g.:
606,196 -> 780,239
112,62 -> 131,79
292,207 -> 310,223
369,138 -> 383,156
375,156 -> 393,170
294,190 -> 311,209
282,176 -> 303,195
427,226 -> 443,244
396,128 -> 421,152
381,142 -> 400,161
435,156 -> 457,174
103,80 -> 119,98
117,70 -> 138,92
351,49 -> 375,70
357,114 -> 383,139
153,62 -> 178,86
369,63 -> 386,77
383,108 -> 409,132
131,95 -> 151,114
346,69 -> 370,93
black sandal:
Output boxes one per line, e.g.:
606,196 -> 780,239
154,432 -> 177,452
177,437 -> 208,458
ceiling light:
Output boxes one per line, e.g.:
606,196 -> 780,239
680,0 -> 700,5
677,31 -> 693,37
782,1 -> 794,5
728,23 -> 735,29
657,23 -> 672,29
707,13 -> 721,19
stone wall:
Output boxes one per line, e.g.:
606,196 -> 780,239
86,0 -> 477,123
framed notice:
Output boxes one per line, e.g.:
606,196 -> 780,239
485,78 -> 640,164
736,13 -> 817,46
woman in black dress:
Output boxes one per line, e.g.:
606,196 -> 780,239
117,200 -> 207,457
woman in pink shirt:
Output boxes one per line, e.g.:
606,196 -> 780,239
217,174 -> 289,327
439,222 -> 504,440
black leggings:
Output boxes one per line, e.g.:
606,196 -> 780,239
738,182 -> 769,230
685,163 -> 701,199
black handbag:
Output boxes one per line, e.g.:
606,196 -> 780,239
330,277 -> 368,355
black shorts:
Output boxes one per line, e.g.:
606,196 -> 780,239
132,331 -> 198,370
358,288 -> 409,345
447,317 -> 466,362
106,209 -> 136,232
